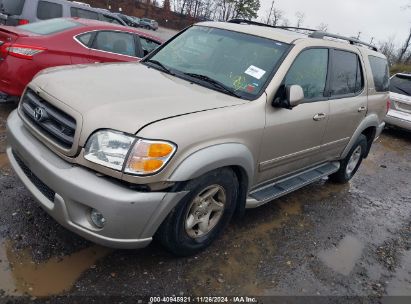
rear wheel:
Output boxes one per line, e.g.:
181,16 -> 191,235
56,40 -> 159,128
329,134 -> 367,183
156,168 -> 238,256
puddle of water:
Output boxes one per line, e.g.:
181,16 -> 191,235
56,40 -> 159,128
386,250 -> 411,296
0,239 -> 111,297
186,199 -> 303,296
318,235 -> 364,276
0,153 -> 9,170
0,240 -> 18,295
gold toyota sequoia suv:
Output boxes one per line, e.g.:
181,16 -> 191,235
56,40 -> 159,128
7,19 -> 389,256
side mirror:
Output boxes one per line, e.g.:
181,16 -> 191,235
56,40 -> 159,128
272,85 -> 305,109
286,85 -> 305,107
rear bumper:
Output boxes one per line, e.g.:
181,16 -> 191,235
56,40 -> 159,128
6,111 -> 188,249
0,56 -> 33,97
386,110 -> 411,131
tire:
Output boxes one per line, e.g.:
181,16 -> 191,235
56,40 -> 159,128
329,134 -> 368,183
156,168 -> 239,256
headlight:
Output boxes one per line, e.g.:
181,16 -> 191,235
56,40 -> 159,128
84,130 -> 176,175
84,130 -> 135,171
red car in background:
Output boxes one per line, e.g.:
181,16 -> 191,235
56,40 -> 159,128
0,18 -> 163,103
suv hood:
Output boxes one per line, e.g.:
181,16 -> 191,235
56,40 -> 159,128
32,63 -> 247,138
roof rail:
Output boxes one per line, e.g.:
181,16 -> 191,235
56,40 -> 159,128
228,19 -> 317,33
309,31 -> 378,51
228,19 -> 378,52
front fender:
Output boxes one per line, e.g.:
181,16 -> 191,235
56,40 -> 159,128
169,143 -> 255,189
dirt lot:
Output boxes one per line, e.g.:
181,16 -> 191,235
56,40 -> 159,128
0,103 -> 410,302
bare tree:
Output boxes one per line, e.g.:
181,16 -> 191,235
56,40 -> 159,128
295,11 -> 304,27
379,36 -> 397,66
281,17 -> 290,27
266,0 -> 283,26
398,27 -> 411,63
316,23 -> 328,32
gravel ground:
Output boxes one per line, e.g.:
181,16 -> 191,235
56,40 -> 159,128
0,103 -> 410,302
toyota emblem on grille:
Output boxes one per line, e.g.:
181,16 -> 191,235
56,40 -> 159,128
34,107 -> 46,122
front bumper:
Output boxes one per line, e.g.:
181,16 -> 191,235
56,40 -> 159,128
385,110 -> 411,131
6,111 -> 188,249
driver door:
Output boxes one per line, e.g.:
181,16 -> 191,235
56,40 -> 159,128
257,48 -> 330,184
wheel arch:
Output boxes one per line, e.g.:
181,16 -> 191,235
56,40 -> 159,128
341,114 -> 379,159
169,143 -> 255,217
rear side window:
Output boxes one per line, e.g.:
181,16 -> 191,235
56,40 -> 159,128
369,56 -> 389,92
37,1 -> 63,20
330,50 -> 364,96
92,31 -> 136,57
1,0 -> 25,15
77,32 -> 93,46
139,36 -> 160,56
71,7 -> 99,20
284,48 -> 329,100
18,18 -> 80,35
390,74 -> 411,96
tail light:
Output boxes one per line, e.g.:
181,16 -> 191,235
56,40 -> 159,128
4,44 -> 46,60
0,42 -> 8,59
18,19 -> 30,25
386,98 -> 391,114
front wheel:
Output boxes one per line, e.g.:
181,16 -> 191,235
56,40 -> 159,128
329,134 -> 368,183
156,168 -> 238,256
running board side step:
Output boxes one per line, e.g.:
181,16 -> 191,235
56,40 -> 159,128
246,162 -> 340,208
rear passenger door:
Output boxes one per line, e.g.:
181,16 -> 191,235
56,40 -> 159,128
87,30 -> 141,62
320,49 -> 367,160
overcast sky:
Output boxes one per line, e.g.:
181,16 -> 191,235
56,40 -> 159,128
257,0 -> 411,46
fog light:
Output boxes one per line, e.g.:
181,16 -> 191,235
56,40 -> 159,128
90,209 -> 106,228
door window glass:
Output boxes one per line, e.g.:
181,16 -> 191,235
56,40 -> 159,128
37,1 -> 63,20
330,50 -> 363,96
70,7 -> 99,20
284,48 -> 329,100
92,31 -> 136,57
2,0 -> 25,15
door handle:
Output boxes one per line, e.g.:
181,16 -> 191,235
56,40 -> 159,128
358,106 -> 367,112
313,113 -> 327,121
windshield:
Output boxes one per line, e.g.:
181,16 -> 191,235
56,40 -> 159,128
390,74 -> 411,96
145,26 -> 290,99
18,18 -> 80,35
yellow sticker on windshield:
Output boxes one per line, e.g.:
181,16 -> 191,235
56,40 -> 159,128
232,75 -> 247,91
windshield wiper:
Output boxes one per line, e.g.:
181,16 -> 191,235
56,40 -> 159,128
183,73 -> 241,98
145,59 -> 174,75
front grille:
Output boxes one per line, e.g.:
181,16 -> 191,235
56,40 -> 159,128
13,151 -> 56,202
21,89 -> 76,149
